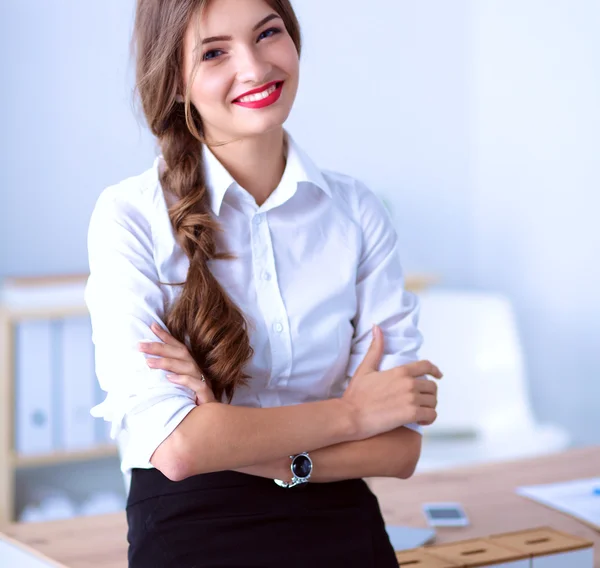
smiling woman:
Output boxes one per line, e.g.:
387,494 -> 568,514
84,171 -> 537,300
84,0 -> 441,566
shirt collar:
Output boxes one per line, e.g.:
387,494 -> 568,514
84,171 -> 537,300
202,131 -> 332,216
201,143 -> 237,217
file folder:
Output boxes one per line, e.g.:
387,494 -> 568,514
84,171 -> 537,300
15,319 -> 54,455
59,316 -> 96,450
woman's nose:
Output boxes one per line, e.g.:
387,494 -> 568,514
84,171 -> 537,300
235,46 -> 272,85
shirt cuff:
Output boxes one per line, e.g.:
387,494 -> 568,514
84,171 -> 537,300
94,392 -> 197,474
403,422 -> 423,435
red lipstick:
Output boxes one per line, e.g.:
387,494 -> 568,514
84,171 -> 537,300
232,81 -> 284,109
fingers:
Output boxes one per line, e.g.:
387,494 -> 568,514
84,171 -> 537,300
415,378 -> 438,396
140,330 -> 201,377
415,407 -> 438,426
139,323 -> 190,360
145,355 -> 197,376
402,360 -> 443,380
417,393 -> 437,409
139,339 -> 184,361
150,322 -> 183,347
355,325 -> 385,376
166,373 -> 216,404
166,373 -> 207,391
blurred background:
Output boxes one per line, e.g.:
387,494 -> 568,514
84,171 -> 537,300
0,0 -> 598,525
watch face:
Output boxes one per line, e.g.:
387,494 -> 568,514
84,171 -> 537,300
292,454 -> 312,479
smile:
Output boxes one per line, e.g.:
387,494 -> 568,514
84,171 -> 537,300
233,81 -> 284,109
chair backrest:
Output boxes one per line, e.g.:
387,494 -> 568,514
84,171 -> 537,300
416,289 -> 537,438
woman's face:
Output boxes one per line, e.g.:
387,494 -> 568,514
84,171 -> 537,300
182,0 -> 300,143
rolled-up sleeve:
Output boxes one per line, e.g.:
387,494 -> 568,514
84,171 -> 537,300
345,181 -> 424,434
85,187 -> 196,471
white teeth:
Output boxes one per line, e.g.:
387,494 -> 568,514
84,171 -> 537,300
238,83 -> 278,103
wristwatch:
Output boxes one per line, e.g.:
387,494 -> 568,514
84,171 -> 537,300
274,452 -> 313,488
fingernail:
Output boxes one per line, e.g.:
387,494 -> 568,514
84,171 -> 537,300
166,374 -> 176,379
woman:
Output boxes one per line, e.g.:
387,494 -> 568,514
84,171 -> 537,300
85,0 -> 442,566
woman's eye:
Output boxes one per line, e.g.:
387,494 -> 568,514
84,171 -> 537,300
202,27 -> 280,60
202,49 -> 223,61
258,27 -> 281,41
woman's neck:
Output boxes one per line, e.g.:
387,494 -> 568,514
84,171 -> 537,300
208,128 -> 287,207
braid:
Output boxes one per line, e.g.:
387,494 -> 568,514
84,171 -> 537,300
157,107 -> 253,403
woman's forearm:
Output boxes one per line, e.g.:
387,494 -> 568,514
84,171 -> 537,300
151,399 -> 357,481
235,426 -> 422,483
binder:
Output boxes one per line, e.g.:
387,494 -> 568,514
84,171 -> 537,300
59,316 -> 96,451
15,319 -> 54,456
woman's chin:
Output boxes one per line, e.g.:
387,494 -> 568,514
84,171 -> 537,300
235,118 -> 289,139
206,108 -> 292,143
233,103 -> 293,134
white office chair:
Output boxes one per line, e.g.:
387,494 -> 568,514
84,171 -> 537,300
415,289 -> 570,473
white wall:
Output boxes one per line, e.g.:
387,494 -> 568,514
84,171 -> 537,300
287,0 -> 474,285
471,0 -> 600,444
0,1 -> 156,275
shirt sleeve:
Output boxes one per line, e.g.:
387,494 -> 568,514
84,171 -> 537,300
85,186 -> 197,470
345,180 -> 424,435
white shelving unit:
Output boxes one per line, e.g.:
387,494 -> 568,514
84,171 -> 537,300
0,274 -> 118,526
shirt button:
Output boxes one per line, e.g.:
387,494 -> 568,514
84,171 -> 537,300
254,215 -> 263,225
262,271 -> 272,281
274,322 -> 284,333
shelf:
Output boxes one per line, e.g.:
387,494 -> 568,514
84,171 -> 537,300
2,274 -> 89,287
12,445 -> 118,469
404,274 -> 441,293
0,273 -> 89,320
3,304 -> 90,320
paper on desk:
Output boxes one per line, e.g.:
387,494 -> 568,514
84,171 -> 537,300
516,477 -> 600,530
385,525 -> 436,550
0,535 -> 61,567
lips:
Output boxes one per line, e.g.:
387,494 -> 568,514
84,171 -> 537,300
233,81 -> 282,103
232,81 -> 284,110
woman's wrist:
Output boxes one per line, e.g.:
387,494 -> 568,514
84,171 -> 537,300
233,456 -> 292,482
327,397 -> 360,444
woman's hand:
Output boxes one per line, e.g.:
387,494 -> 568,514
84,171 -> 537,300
341,325 -> 442,440
138,322 -> 217,405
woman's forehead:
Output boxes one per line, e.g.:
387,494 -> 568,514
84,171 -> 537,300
188,0 -> 276,41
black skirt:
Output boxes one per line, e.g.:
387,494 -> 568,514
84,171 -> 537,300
126,467 -> 399,568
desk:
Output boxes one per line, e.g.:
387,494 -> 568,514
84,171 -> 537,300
4,446 -> 599,568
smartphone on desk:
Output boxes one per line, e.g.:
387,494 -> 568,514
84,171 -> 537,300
422,502 -> 470,527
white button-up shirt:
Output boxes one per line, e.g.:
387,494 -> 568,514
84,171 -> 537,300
85,132 -> 423,475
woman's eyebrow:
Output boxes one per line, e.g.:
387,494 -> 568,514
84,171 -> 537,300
201,13 -> 282,45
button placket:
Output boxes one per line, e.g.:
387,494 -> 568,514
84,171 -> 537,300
250,213 -> 293,388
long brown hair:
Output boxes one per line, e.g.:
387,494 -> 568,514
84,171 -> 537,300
132,0 -> 302,403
